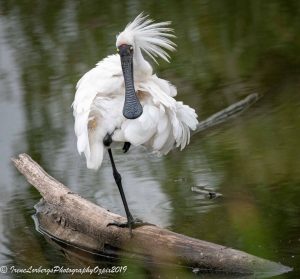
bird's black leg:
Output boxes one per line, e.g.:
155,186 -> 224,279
122,142 -> 131,153
107,147 -> 134,221
106,147 -> 151,236
103,134 -> 152,235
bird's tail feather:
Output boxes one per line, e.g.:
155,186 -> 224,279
86,136 -> 104,170
173,102 -> 198,150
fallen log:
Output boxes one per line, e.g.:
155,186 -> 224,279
12,153 -> 292,276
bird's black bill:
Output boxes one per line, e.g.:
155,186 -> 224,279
119,44 -> 143,119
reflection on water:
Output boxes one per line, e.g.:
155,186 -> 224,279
0,0 -> 300,278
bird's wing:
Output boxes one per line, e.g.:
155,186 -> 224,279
85,96 -> 124,169
72,54 -> 124,169
113,104 -> 159,147
150,74 -> 177,97
112,75 -> 198,154
138,75 -> 177,107
73,54 -> 122,114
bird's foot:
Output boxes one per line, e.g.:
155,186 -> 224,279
107,217 -> 153,236
122,142 -> 131,153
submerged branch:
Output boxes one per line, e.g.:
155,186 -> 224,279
194,93 -> 260,135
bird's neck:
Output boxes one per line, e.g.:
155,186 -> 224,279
133,47 -> 152,80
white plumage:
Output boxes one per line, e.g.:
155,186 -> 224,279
72,13 -> 198,170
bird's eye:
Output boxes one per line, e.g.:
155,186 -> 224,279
129,46 -> 133,51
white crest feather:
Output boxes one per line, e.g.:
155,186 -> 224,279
117,13 -> 176,63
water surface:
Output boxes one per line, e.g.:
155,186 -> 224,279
0,1 -> 299,278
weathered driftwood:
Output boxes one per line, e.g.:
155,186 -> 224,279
12,153 -> 291,276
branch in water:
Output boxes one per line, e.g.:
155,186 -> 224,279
194,93 -> 260,135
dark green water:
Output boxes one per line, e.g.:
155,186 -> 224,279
0,1 -> 299,278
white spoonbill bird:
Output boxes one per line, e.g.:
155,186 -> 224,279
72,13 -> 198,234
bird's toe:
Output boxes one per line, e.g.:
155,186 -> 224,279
122,142 -> 131,153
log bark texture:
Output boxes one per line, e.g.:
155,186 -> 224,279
12,153 -> 291,276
